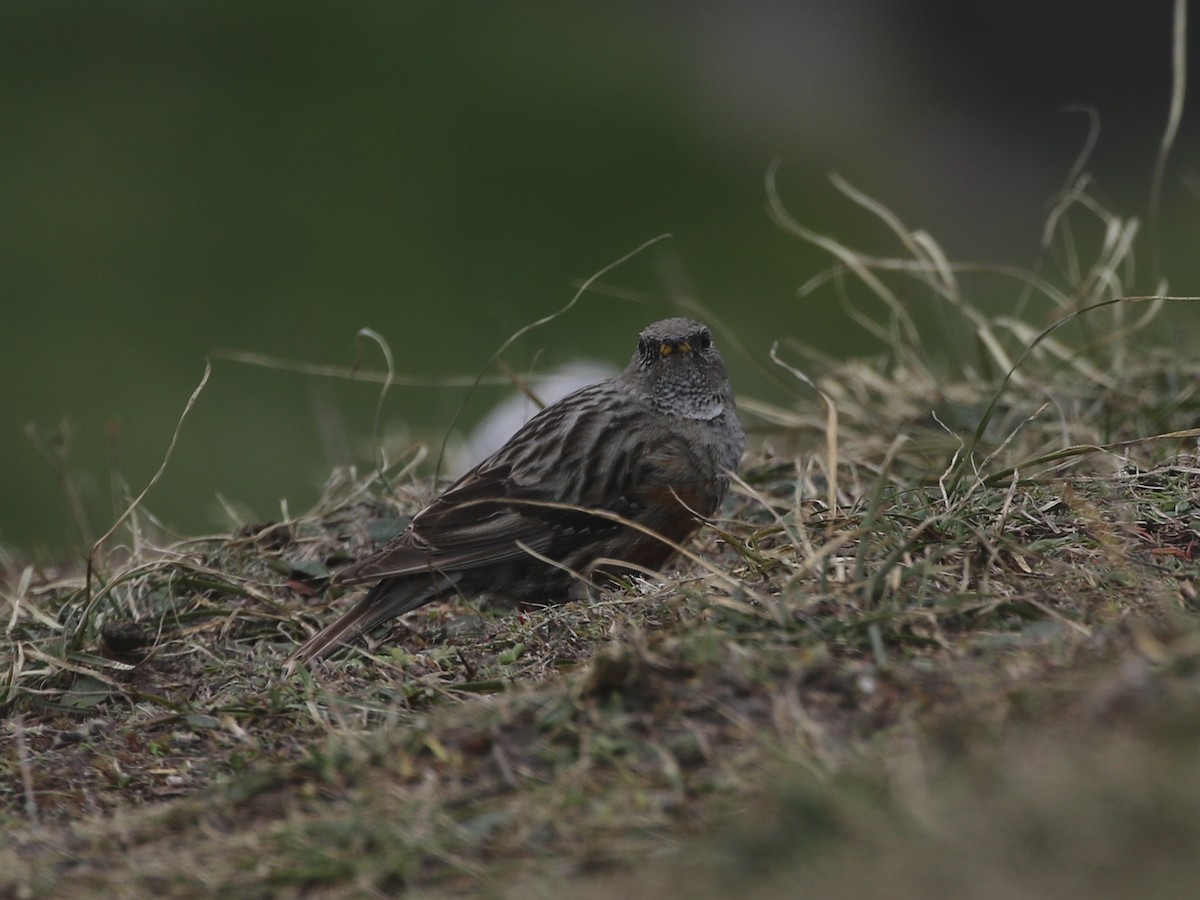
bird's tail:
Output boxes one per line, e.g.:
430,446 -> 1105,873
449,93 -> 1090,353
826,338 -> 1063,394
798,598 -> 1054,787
286,574 -> 456,666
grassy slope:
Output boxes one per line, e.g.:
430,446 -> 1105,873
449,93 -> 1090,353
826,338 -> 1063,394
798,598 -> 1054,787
4,189 -> 1200,898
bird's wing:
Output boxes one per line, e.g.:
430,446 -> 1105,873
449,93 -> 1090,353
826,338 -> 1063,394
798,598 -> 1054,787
332,460 -> 627,585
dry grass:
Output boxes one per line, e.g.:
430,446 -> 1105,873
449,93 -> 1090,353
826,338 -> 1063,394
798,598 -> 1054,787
4,171 -> 1200,897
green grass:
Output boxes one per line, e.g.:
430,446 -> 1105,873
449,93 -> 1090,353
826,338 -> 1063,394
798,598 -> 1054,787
4,173 -> 1200,897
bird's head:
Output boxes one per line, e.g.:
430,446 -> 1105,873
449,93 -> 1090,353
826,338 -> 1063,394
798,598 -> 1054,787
625,317 -> 734,420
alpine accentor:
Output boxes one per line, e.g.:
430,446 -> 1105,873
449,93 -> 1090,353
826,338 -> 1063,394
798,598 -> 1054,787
290,317 -> 744,662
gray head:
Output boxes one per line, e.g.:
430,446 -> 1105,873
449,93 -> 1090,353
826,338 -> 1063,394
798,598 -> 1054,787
620,317 -> 735,419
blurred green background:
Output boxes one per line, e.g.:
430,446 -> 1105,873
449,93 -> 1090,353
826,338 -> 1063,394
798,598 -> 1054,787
3,2 -> 1197,556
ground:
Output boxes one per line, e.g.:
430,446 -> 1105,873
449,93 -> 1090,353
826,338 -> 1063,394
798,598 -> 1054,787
5,191 -> 1200,897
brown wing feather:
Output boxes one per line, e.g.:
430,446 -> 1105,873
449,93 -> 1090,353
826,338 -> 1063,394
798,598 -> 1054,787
332,475 -> 623,590
333,471 -> 565,586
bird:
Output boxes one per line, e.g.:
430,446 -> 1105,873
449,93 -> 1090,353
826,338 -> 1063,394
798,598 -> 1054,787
289,317 -> 744,663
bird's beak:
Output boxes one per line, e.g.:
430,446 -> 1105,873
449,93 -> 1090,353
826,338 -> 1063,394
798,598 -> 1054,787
659,340 -> 693,357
